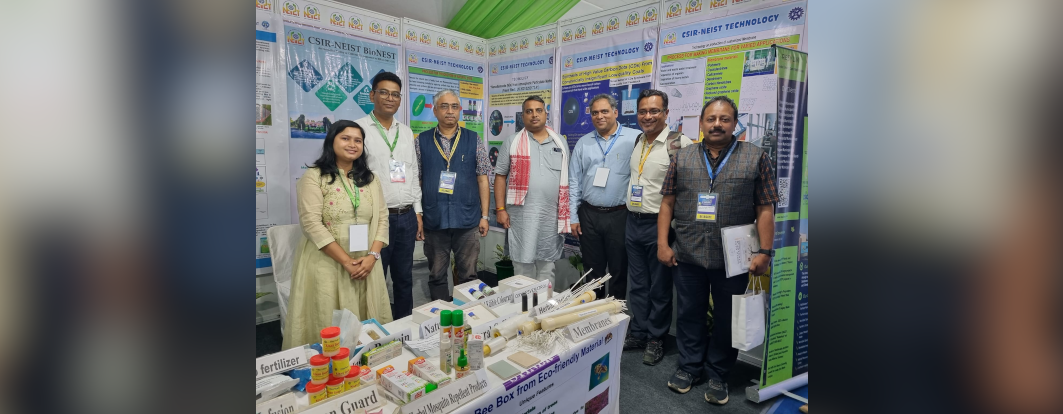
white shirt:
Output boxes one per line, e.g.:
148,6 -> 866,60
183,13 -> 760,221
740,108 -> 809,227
356,114 -> 422,213
627,126 -> 693,214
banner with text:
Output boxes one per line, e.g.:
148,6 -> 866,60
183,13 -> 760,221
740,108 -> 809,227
760,47 -> 808,388
558,0 -> 661,150
403,19 -> 488,137
280,0 -> 401,224
656,0 -> 805,165
255,2 -> 290,274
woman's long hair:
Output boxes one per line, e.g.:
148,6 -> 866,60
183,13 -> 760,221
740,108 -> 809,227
309,120 -> 375,187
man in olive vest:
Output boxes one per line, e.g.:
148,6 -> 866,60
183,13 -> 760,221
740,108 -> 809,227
657,96 -> 779,405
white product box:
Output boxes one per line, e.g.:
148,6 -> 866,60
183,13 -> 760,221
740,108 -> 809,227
412,300 -> 457,324
466,334 -> 485,371
453,279 -> 499,304
498,275 -> 539,292
460,305 -> 498,329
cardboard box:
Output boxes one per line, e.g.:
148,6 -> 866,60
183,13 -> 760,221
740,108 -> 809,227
408,357 -> 453,388
452,279 -> 499,304
376,365 -> 428,403
362,340 -> 403,367
412,300 -> 457,324
466,334 -> 485,371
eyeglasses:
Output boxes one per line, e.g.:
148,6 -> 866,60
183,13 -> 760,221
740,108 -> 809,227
436,103 -> 460,111
590,109 -> 614,116
374,90 -> 402,100
637,109 -> 664,116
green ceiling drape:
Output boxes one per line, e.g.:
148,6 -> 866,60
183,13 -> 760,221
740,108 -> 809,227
447,0 -> 579,39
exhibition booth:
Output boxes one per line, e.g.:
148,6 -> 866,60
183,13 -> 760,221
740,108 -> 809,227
255,1 -> 808,413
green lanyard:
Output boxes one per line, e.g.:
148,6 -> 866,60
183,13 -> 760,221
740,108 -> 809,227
338,172 -> 361,219
369,112 -> 398,158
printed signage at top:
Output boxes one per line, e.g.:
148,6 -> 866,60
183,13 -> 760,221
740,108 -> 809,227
279,0 -> 400,43
559,0 -> 659,45
403,18 -> 486,61
662,0 -> 801,25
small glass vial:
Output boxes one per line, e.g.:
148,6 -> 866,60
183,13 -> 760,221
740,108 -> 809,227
306,381 -> 327,405
330,347 -> 350,378
467,288 -> 485,300
344,366 -> 361,391
320,327 -> 341,357
326,376 -> 345,398
478,283 -> 496,296
309,355 -> 331,385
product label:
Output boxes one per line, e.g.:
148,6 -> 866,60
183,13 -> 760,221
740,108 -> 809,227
299,386 -> 384,414
256,393 -> 297,414
400,370 -> 490,414
566,313 -> 613,343
256,346 -> 309,378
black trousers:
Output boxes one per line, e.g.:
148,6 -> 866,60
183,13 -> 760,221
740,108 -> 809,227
625,212 -> 673,340
576,204 -> 628,300
674,261 -> 749,382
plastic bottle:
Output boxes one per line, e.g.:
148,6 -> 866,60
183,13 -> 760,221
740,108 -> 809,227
455,349 -> 470,379
451,310 -> 465,370
439,310 -> 452,373
344,366 -> 361,391
478,283 -> 496,296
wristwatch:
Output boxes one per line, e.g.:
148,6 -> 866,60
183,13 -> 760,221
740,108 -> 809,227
481,215 -> 489,220
756,249 -> 775,257
368,251 -> 381,260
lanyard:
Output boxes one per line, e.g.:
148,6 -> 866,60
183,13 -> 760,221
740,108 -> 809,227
433,128 -> 462,171
702,138 -> 738,191
338,172 -> 361,219
369,112 -> 398,158
594,125 -> 621,163
636,136 -> 655,183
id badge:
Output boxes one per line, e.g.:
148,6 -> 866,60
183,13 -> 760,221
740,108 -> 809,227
348,224 -> 369,252
696,192 -> 718,222
438,171 -> 457,194
629,185 -> 644,207
592,167 -> 609,187
388,159 -> 406,183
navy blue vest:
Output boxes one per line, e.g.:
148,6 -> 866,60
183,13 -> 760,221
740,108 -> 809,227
418,127 -> 480,230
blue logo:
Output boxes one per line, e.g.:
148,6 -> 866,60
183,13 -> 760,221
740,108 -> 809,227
549,56 -> 554,65
644,42 -> 653,52
788,7 -> 804,21
261,21 -> 270,29
477,66 -> 483,73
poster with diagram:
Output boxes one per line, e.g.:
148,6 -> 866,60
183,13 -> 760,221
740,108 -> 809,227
402,19 -> 488,138
255,2 -> 290,274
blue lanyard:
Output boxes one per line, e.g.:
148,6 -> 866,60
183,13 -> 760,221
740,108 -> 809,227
594,125 -> 621,163
702,138 -> 738,190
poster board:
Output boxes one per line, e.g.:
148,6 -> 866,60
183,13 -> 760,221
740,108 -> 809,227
280,0 -> 404,225
401,19 -> 488,138
255,1 -> 290,274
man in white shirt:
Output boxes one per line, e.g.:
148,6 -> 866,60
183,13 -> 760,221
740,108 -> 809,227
623,89 -> 692,367
355,72 -> 422,319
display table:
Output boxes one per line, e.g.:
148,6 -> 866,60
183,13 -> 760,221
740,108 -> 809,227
273,299 -> 630,414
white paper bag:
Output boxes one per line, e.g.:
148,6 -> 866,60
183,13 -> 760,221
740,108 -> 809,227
731,277 -> 766,351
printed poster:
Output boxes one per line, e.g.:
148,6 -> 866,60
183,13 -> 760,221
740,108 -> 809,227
656,0 -> 806,167
557,1 -> 661,150
402,20 -> 488,139
761,47 -> 808,388
255,3 -> 291,274
282,18 -> 400,223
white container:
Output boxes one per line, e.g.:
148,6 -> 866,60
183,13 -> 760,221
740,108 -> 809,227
412,300 -> 457,324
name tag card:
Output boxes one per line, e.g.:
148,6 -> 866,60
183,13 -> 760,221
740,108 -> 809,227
400,370 -> 491,414
349,224 -> 369,252
255,346 -> 309,379
593,167 -> 609,187
629,185 -> 644,207
419,317 -> 440,339
352,328 -> 413,363
255,393 -> 297,414
299,385 -> 384,414
469,311 -> 520,339
696,192 -> 718,222
389,159 -> 406,183
439,171 -> 456,194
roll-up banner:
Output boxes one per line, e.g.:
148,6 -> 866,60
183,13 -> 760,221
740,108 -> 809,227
557,0 -> 661,151
402,19 -> 488,138
255,1 -> 288,274
655,0 -> 806,154
761,46 -> 808,389
484,24 -> 558,231
280,0 -> 402,223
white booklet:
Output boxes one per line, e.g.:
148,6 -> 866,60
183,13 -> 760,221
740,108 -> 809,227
721,223 -> 760,277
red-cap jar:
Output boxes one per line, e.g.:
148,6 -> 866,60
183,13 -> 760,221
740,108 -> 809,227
320,327 -> 341,357
306,381 -> 327,405
344,366 -> 361,391
309,354 -> 331,385
326,376 -> 345,398
331,347 -> 351,378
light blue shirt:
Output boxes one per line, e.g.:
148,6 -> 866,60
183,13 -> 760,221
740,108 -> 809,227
567,123 -> 640,224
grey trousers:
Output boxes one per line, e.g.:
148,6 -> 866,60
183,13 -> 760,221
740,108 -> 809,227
424,227 -> 480,301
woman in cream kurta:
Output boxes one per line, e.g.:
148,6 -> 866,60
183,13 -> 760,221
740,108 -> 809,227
283,165 -> 393,349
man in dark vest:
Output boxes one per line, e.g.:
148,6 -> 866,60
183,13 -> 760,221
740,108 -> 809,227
657,96 -> 779,405
415,89 -> 492,301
